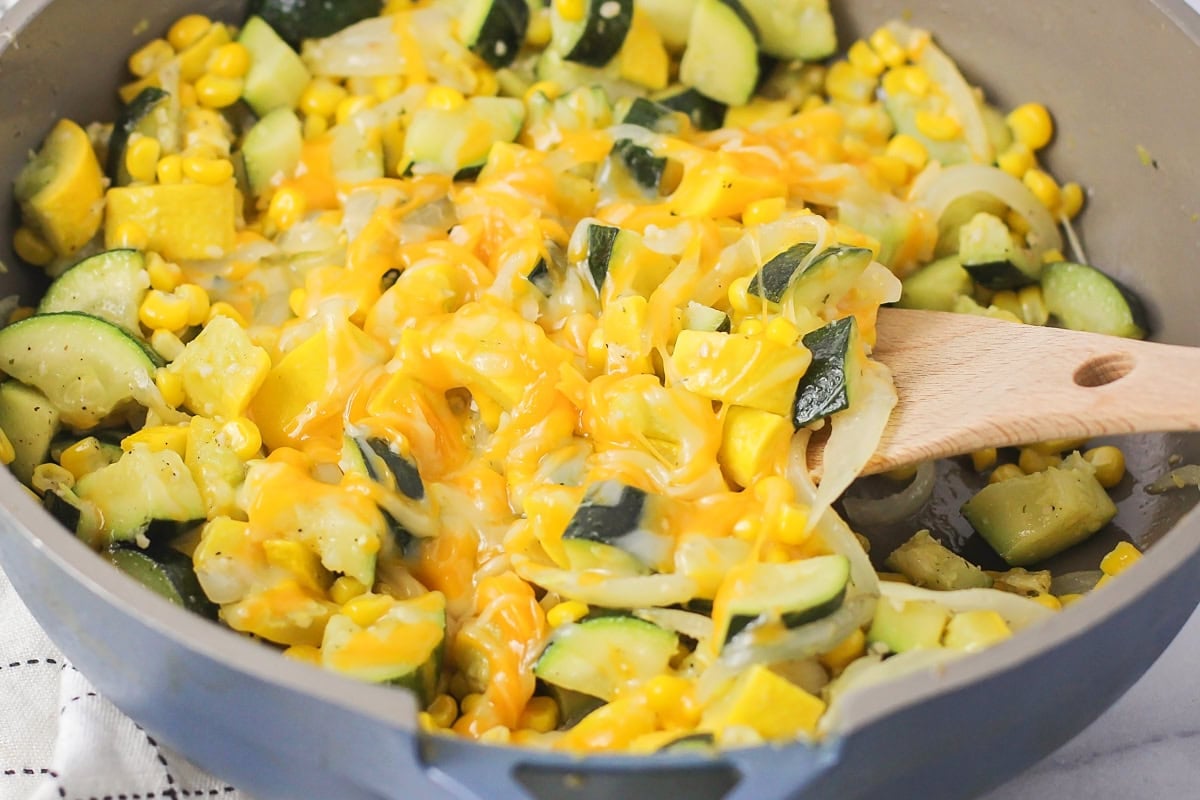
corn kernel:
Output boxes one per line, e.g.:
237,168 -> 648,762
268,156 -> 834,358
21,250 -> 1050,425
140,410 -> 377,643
195,74 -> 243,109
208,42 -> 251,79
644,674 -> 699,728
157,154 -> 184,184
119,135 -> 161,184
1059,182 -> 1085,219
519,696 -> 560,734
524,80 -> 562,104
764,317 -> 800,347
819,628 -> 866,674
428,694 -> 459,728
155,368 -> 186,408
336,95 -> 377,125
526,10 -> 552,46
1018,447 -> 1061,474
1005,209 -> 1031,238
129,38 -> 174,78
472,68 -> 499,97
1084,445 -> 1126,489
971,448 -> 998,472
915,110 -> 962,141
825,61 -> 876,105
121,424 -> 189,455
220,417 -> 263,460
168,14 -> 212,51
990,290 -> 1021,319
112,221 -> 150,250
1017,285 -> 1049,326
173,283 -> 211,326
869,154 -> 909,186
150,328 -> 186,361
737,318 -> 765,337
288,288 -> 308,319
299,79 -> 348,119
847,40 -> 885,77
460,693 -> 486,715
742,197 -> 785,227
1057,592 -> 1084,607
1007,102 -> 1054,151
1029,593 -> 1063,611
1100,540 -> 1141,577
59,437 -> 108,480
1023,168 -> 1061,212
728,276 -> 765,315
869,27 -> 907,67
997,142 -> 1035,178
423,86 -> 465,111
342,594 -> 393,627
268,187 -> 307,231
179,81 -> 199,108
546,600 -> 589,627
989,463 -> 1024,484
329,576 -> 368,605
282,644 -> 323,666
302,114 -> 329,140
146,254 -> 183,292
139,289 -> 190,332
882,66 -> 930,98
13,226 -> 55,267
554,0 -> 586,23
0,428 -> 14,466
208,301 -> 248,327
183,155 -> 235,185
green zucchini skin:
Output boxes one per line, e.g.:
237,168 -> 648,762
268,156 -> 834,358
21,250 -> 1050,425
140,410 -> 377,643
104,543 -> 219,619
246,0 -> 384,48
107,87 -> 171,186
552,0 -> 635,67
534,615 -> 678,701
792,315 -> 861,429
1040,260 -> 1150,339
654,87 -> 726,131
610,139 -> 666,194
748,242 -> 818,302
525,257 -> 554,296
462,0 -> 531,68
563,480 -> 647,544
585,223 -> 621,290
679,0 -> 760,106
721,554 -> 851,644
621,97 -> 680,133
958,212 -> 1040,290
38,248 -> 149,335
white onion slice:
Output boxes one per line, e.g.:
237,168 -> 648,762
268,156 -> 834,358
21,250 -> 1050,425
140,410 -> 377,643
633,607 -> 715,643
842,461 -> 936,527
879,581 -> 1054,632
513,558 -> 698,608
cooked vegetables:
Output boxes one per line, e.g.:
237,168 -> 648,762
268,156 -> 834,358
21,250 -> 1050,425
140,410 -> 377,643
0,0 -> 1156,755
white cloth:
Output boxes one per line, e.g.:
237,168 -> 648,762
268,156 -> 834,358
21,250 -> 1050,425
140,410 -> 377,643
0,565 -> 246,800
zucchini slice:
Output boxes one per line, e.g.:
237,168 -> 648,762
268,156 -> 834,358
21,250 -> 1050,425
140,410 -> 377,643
75,447 -> 206,545
747,241 -> 817,302
637,0 -> 698,52
962,455 -> 1118,566
584,222 -> 621,291
321,592 -> 445,703
534,615 -> 678,701
104,544 -> 218,619
679,0 -> 760,107
37,249 -> 150,335
562,480 -> 654,574
246,0 -> 383,48
402,96 -> 525,176
717,554 -> 850,645
525,257 -> 555,296
608,138 -> 666,195
551,0 -> 634,67
749,244 -> 873,313
241,108 -> 303,197
654,86 -> 726,131
0,382 -> 60,484
739,0 -> 835,61
107,87 -> 175,187
792,315 -> 865,428
620,97 -> 682,133
0,313 -> 159,429
682,302 -> 731,333
959,212 -> 1040,289
351,435 -> 425,501
461,0 -> 530,69
1040,260 -> 1149,339
897,255 -> 973,312
239,15 -> 312,116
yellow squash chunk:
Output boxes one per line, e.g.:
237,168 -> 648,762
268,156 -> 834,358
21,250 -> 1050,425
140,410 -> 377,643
668,153 -> 786,219
222,579 -> 338,648
718,405 -> 793,488
672,330 -> 812,416
185,416 -> 247,520
177,22 -> 232,82
169,315 -> 271,419
193,516 -> 265,604
14,119 -> 105,257
618,10 -> 669,91
593,295 -> 653,376
105,181 -> 238,261
700,663 -> 826,740
263,538 -> 333,595
942,610 -> 1012,653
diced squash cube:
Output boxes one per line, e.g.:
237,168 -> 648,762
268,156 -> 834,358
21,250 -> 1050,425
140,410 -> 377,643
105,181 -> 238,261
223,579 -> 337,647
700,663 -> 826,739
868,598 -> 950,653
672,330 -> 812,416
618,10 -> 669,91
719,405 -> 792,488
263,538 -> 333,595
668,152 -> 786,219
186,416 -> 247,519
193,516 -> 265,604
169,316 -> 271,419
14,119 -> 105,257
594,295 -> 653,376
942,610 -> 1012,652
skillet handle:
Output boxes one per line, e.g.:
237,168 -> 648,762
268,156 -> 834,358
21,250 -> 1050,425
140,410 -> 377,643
417,734 -> 840,800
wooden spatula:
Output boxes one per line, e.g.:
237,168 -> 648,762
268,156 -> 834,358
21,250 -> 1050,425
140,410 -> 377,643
823,308 -> 1200,476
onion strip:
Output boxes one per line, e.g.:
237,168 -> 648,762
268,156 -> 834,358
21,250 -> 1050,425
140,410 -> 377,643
842,461 -> 936,527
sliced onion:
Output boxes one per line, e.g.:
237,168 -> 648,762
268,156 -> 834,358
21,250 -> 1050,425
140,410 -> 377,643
513,557 -> 698,608
1146,464 -> 1200,494
633,607 -> 714,643
911,163 -> 1063,255
879,581 -> 1054,632
842,461 -> 936,527
820,648 -> 964,735
1049,570 -> 1104,596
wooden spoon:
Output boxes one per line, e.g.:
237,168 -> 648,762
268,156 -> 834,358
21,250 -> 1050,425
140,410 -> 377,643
816,308 -> 1200,476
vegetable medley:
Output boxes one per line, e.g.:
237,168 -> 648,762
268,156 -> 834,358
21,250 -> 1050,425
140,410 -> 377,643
1,0 -> 1151,752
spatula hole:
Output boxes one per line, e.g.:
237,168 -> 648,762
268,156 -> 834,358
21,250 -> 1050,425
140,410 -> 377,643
1074,352 -> 1135,387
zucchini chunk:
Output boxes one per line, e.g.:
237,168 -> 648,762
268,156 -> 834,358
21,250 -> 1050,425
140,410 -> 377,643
107,87 -> 175,187
321,592 -> 446,703
958,212 -> 1040,289
716,554 -> 850,645
38,249 -> 150,335
884,530 -> 993,591
638,0 -> 698,52
962,454 -> 1118,566
1040,260 -> 1149,339
534,615 -> 678,701
654,86 -> 726,131
246,0 -> 383,49
241,108 -> 303,197
75,447 -> 206,545
608,138 -> 666,194
679,0 -> 760,107
0,382 -> 60,484
867,598 -> 951,653
682,302 -> 731,333
739,0 -> 836,61
525,257 -> 555,296
551,0 -> 634,67
897,255 -> 974,312
352,436 -> 425,501
562,480 -> 654,574
0,313 -> 159,429
461,0 -> 530,69
239,15 -> 312,116
749,244 -> 873,313
402,96 -> 525,176
584,222 -> 621,290
792,315 -> 865,429
620,97 -> 683,133
747,242 -> 818,302
104,544 -> 218,619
